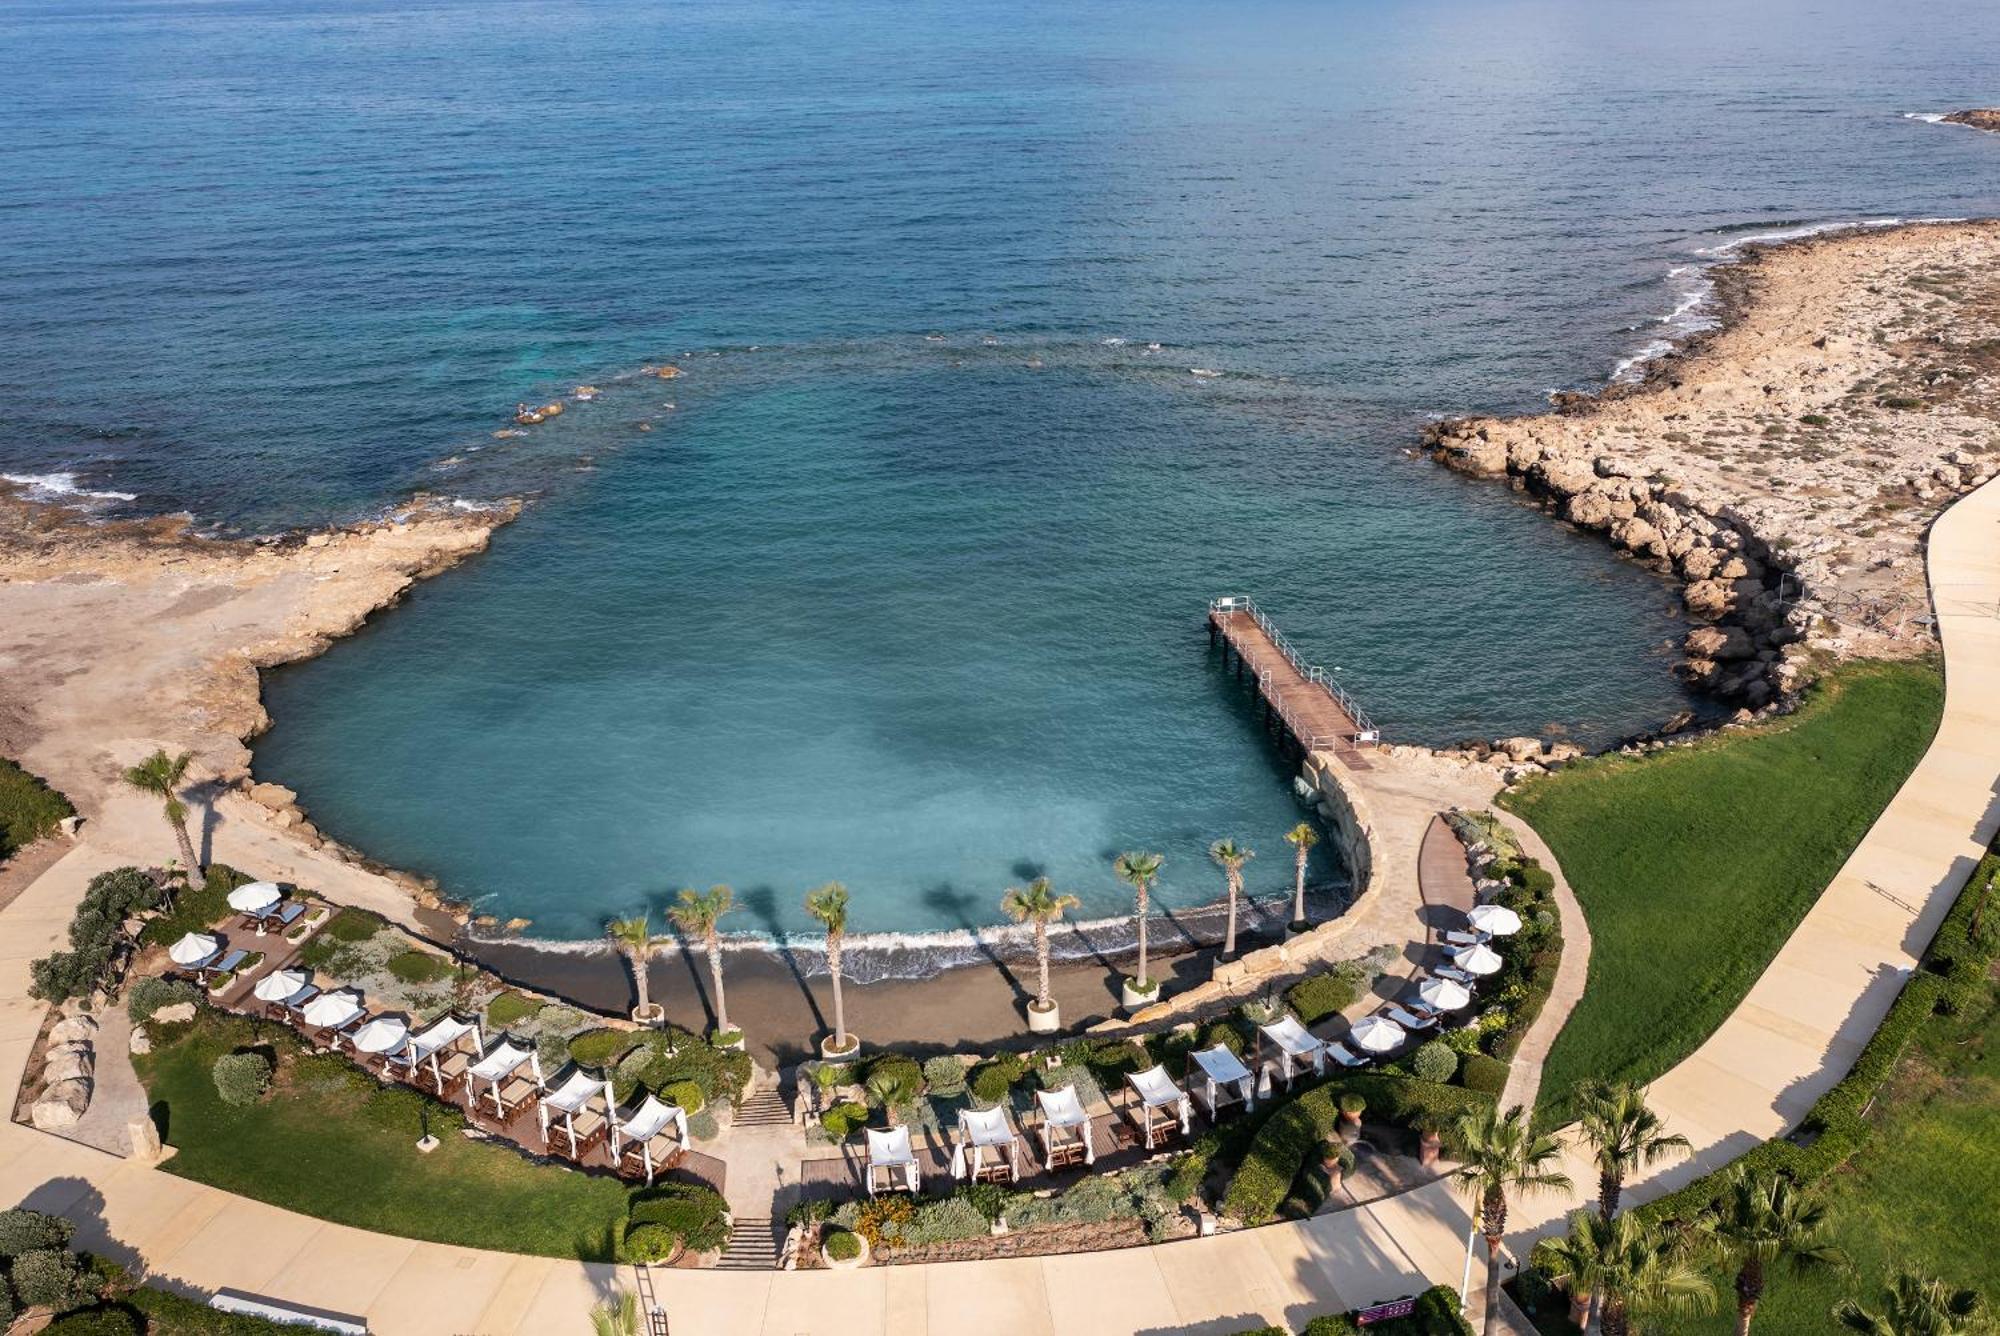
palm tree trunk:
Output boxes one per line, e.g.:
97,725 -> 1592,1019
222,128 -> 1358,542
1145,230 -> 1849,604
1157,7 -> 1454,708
1482,1233 -> 1504,1336
1735,1259 -> 1764,1336
1036,921 -> 1050,1008
707,932 -> 730,1034
1598,1169 -> 1621,1221
1136,886 -> 1150,988
169,809 -> 202,886
1601,1298 -> 1630,1336
1223,875 -> 1239,958
627,947 -> 651,1017
829,935 -> 847,1049
1293,850 -> 1307,925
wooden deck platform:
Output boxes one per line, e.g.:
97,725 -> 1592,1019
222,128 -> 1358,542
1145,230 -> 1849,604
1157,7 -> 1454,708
1207,596 -> 1377,769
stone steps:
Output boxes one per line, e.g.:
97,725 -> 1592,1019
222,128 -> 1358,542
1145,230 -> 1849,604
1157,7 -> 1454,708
716,1217 -> 779,1271
733,1089 -> 793,1128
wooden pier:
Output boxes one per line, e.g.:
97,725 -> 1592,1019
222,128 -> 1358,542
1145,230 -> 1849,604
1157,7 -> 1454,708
1207,595 -> 1378,769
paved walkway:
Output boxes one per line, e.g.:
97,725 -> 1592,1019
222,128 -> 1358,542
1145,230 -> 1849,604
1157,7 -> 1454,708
2,477 -> 1995,1333
1496,821 -> 1592,1117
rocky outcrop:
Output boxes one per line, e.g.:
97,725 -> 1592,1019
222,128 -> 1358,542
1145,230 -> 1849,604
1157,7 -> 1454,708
1944,109 -> 2000,133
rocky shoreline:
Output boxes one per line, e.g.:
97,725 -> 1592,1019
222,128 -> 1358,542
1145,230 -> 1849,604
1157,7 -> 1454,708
1427,219 -> 2000,711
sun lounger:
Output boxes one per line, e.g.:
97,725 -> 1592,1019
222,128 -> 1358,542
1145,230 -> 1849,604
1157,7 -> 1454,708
1434,964 -> 1476,986
1327,1042 -> 1368,1069
1441,929 -> 1487,948
1033,1086 -> 1096,1170
1382,1004 -> 1437,1031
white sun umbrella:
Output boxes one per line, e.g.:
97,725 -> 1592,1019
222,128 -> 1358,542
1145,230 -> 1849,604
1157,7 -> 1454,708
352,1016 -> 410,1058
168,931 -> 222,967
299,988 -> 364,1037
1452,942 -> 1505,976
1349,1015 -> 1406,1054
1417,976 -> 1473,1012
1466,904 -> 1523,937
226,881 -> 282,915
253,967 -> 312,1004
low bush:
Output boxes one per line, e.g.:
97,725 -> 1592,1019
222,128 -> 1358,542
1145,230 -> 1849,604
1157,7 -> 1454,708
823,1228 -> 862,1261
30,867 -> 166,1005
626,1183 -> 729,1258
621,1028 -> 753,1109
484,991 -> 539,1029
1412,1040 -> 1457,1084
820,1100 -> 868,1139
9,1246 -> 98,1311
567,1028 -> 634,1069
45,1309 -> 142,1335
1300,1286 -> 1473,1336
139,864 -> 251,951
903,1195 -> 990,1245
1460,1053 -> 1509,1095
1286,970 -> 1360,1025
0,756 -> 74,858
385,949 -> 451,984
659,1079 -> 704,1114
211,1051 -> 273,1107
852,1192 -> 915,1246
922,1055 -> 967,1097
125,1284 -> 310,1333
863,1053 -> 924,1108
0,1208 -> 72,1256
622,1222 -> 679,1264
969,1051 -> 1025,1106
126,975 -> 201,1024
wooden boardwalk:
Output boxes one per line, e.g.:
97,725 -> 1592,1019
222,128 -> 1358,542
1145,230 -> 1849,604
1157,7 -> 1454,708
1207,596 -> 1377,769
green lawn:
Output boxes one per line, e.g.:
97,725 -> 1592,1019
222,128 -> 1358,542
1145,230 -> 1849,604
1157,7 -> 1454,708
1669,979 -> 2000,1335
136,1012 -> 634,1260
1502,659 -> 1944,1126
0,755 -> 74,859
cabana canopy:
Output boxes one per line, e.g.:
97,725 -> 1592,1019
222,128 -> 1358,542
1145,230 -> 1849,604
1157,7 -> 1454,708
227,881 -> 282,915
1033,1085 -> 1095,1168
168,932 -> 222,967
1189,1044 -> 1256,1115
398,1014 -> 483,1092
866,1124 -> 919,1196
1349,1015 -> 1406,1054
1258,1015 -> 1328,1083
1124,1064 -> 1191,1147
611,1094 -> 691,1184
464,1037 -> 543,1117
951,1105 -> 1020,1183
299,988 -> 364,1035
252,968 -> 313,1005
538,1066 -> 614,1159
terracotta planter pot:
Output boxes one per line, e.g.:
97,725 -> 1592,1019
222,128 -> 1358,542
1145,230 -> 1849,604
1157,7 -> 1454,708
1419,1130 -> 1442,1167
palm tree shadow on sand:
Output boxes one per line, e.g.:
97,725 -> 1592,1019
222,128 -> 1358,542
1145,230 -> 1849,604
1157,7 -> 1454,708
921,882 -> 1031,1007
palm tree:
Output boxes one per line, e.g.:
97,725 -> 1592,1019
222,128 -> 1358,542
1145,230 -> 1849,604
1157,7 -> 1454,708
1001,876 -> 1082,1016
606,914 -> 660,1024
1577,1080 -> 1691,1220
669,884 -> 736,1038
1705,1168 -> 1843,1336
123,749 -> 201,888
1836,1273 -> 1985,1336
589,1290 -> 641,1336
1114,851 -> 1164,994
1283,822 -> 1320,930
805,881 -> 854,1054
1541,1209 -> 1714,1336
1449,1104 -> 1574,1336
1208,838 -> 1253,959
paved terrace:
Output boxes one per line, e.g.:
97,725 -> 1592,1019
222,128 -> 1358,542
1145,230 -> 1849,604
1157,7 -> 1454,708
0,472 -> 1993,1333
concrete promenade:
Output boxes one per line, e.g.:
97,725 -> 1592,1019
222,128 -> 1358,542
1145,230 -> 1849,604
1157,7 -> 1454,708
1,477 -> 1995,1333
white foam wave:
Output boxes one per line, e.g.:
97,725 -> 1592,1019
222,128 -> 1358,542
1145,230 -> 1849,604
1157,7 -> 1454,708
1903,111 -> 1949,124
1,471 -> 137,505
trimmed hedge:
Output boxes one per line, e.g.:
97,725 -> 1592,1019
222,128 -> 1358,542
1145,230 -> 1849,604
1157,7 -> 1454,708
1460,1053 -> 1509,1095
1222,1075 -> 1495,1222
1286,970 -> 1360,1025
1636,836 -> 2000,1229
626,1183 -> 729,1258
1301,1286 -> 1472,1336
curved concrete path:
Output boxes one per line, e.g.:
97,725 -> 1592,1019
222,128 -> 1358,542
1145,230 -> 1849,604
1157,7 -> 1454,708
3,478 -> 1996,1335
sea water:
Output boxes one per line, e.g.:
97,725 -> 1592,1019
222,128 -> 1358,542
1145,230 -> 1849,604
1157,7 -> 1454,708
5,0 -> 1999,946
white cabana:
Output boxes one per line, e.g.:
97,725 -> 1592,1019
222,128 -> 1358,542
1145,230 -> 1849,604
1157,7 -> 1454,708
1349,1015 -> 1407,1055
1188,1044 -> 1256,1118
1451,942 -> 1504,976
950,1105 -> 1020,1184
1032,1085 -> 1095,1170
1417,976 -> 1472,1013
227,881 -> 282,915
611,1094 -> 691,1184
538,1066 -> 615,1160
1258,1015 -> 1328,1086
1124,1064 -> 1192,1149
298,988 -> 365,1043
352,1016 -> 411,1066
252,967 -> 313,1007
1467,904 -> 1523,937
399,1014 -> 484,1094
168,932 -> 222,969
465,1038 -> 544,1118
865,1125 -> 920,1196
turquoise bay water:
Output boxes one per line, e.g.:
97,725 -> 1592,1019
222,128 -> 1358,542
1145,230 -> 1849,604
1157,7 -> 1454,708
6,0 -> 2000,945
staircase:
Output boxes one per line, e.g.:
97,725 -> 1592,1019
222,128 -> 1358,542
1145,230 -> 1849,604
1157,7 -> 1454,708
733,1086 -> 793,1128
716,1217 -> 780,1271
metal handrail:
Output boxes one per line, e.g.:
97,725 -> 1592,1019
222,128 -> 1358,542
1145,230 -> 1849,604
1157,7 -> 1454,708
1211,594 -> 1377,739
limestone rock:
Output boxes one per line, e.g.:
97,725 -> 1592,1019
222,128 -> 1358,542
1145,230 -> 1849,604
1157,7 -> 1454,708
1684,579 -> 1736,618
129,1026 -> 152,1056
32,1078 -> 92,1129
48,1015 -> 98,1045
1493,736 -> 1546,762
44,1049 -> 93,1083
1685,626 -> 1757,660
151,1002 -> 197,1025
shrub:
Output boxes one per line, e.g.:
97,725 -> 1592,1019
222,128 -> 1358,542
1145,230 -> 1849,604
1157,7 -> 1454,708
1460,1053 -> 1509,1095
385,949 -> 451,984
863,1054 -> 924,1108
1411,1040 -> 1458,1084
43,1308 -> 142,1336
659,1079 -> 704,1113
922,1055 -> 967,1097
1286,970 -> 1359,1024
785,1198 -> 833,1228
1338,1092 -> 1366,1118
567,1028 -> 633,1069
820,1100 -> 868,1139
904,1195 -> 990,1245
969,1052 -> 1025,1106
1799,413 -> 1831,427
323,908 -> 383,943
823,1228 -> 862,1261
138,864 -> 250,949
1300,1286 -> 1472,1336
1515,864 -> 1555,898
484,991 -> 539,1028
30,868 -> 167,1004
957,1182 -> 1011,1223
853,1193 -> 916,1246
0,1208 -> 73,1258
622,1222 -> 680,1264
9,1247 -> 98,1310
627,1184 -> 729,1257
687,1109 -> 720,1141
126,975 -> 201,1024
211,1051 -> 273,1107
0,757 -> 75,857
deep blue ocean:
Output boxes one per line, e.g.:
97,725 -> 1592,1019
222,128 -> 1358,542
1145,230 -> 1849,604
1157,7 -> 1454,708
5,0 -> 1999,949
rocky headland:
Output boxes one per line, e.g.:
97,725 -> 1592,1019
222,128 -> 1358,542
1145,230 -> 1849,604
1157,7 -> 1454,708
1427,219 -> 2000,709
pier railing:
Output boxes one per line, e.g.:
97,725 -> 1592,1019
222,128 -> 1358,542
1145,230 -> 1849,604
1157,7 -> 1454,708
1210,595 -> 1377,740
